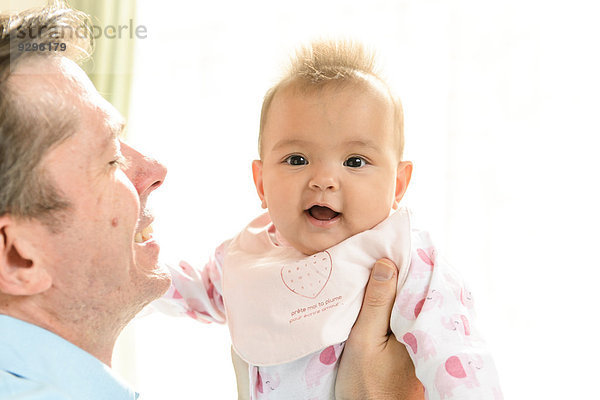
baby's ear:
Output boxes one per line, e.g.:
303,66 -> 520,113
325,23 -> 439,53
251,160 -> 267,209
0,215 -> 52,296
393,161 -> 413,209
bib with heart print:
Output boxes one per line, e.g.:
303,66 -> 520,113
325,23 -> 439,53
222,208 -> 412,366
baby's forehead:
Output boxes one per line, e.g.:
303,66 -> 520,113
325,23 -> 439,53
266,83 -> 395,142
259,75 -> 402,160
269,80 -> 394,128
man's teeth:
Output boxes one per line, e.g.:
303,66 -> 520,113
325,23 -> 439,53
134,225 -> 154,243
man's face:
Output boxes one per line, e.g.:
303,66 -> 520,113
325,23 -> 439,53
14,58 -> 169,321
254,81 -> 410,255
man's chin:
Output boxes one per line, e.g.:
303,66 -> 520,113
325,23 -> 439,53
133,244 -> 171,296
132,263 -> 172,306
150,267 -> 172,297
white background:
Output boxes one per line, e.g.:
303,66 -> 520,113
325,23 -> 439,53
121,1 -> 600,399
6,0 -> 597,399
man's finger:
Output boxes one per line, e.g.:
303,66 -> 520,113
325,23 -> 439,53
351,258 -> 398,343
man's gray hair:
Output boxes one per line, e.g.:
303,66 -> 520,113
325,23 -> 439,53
0,1 -> 92,226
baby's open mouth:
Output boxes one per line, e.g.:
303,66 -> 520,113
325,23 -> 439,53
307,205 -> 340,221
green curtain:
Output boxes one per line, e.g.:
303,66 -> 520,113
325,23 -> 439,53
69,0 -> 137,120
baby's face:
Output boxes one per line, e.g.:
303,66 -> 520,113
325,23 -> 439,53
253,81 -> 411,255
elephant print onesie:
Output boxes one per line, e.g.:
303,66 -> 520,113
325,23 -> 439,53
153,209 -> 503,399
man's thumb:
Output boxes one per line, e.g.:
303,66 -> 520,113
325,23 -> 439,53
352,258 -> 398,341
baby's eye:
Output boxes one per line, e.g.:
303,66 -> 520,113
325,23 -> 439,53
285,155 -> 308,166
343,156 -> 366,168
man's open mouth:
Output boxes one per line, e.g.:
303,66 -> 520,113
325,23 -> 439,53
306,205 -> 340,221
134,224 -> 154,243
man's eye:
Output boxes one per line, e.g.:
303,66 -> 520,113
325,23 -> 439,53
285,155 -> 308,166
343,156 -> 366,168
109,155 -> 129,169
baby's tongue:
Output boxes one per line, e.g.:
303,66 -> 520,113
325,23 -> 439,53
310,206 -> 338,221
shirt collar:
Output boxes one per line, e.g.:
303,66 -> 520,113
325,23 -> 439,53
0,314 -> 139,400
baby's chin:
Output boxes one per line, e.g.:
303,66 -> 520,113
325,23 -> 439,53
292,236 -> 349,256
290,216 -> 394,255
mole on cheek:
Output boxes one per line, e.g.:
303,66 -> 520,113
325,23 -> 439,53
111,217 -> 119,227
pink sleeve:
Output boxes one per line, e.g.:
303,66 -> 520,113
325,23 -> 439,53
391,231 -> 503,399
152,240 -> 230,324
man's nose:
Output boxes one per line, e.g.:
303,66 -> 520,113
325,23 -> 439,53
308,164 -> 339,191
120,142 -> 167,197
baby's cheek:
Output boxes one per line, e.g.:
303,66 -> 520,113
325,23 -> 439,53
353,201 -> 393,232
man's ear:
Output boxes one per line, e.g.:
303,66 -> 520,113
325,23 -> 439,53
392,161 -> 413,210
0,215 -> 52,295
251,160 -> 267,209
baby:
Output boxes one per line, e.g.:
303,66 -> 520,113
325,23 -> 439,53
154,40 -> 502,399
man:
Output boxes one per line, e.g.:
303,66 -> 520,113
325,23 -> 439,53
0,4 -> 422,399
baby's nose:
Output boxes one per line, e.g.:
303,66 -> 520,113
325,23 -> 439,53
308,167 -> 339,191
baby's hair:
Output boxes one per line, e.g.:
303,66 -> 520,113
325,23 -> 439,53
258,39 -> 404,159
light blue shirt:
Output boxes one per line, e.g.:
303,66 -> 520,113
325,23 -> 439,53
0,315 -> 139,400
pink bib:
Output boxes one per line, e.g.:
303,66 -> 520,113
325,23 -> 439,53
222,209 -> 412,366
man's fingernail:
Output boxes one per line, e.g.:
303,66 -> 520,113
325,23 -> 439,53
373,260 -> 394,281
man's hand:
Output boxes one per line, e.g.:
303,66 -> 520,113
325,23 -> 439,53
335,259 -> 425,400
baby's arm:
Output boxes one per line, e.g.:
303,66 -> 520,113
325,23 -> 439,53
151,241 -> 230,324
391,231 -> 502,400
